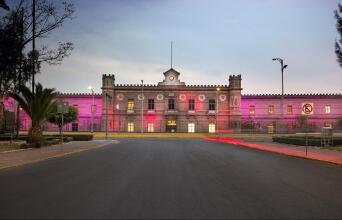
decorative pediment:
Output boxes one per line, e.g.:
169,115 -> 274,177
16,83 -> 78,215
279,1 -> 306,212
158,68 -> 185,86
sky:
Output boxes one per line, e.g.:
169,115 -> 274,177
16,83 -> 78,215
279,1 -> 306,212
34,0 -> 342,94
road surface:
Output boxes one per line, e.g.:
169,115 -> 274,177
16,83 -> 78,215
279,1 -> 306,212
1,138 -> 342,219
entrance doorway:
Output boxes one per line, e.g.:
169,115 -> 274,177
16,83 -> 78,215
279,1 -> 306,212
166,120 -> 177,132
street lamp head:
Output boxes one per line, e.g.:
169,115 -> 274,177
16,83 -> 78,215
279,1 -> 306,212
272,58 -> 277,61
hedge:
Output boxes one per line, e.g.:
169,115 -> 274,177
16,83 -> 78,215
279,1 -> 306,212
272,136 -> 342,147
0,134 -> 93,142
49,134 -> 93,141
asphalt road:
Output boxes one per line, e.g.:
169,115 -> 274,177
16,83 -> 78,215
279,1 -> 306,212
1,138 -> 342,219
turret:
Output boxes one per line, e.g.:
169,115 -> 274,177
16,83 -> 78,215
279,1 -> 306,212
228,74 -> 242,130
229,74 -> 242,89
101,74 -> 115,131
102,74 -> 115,88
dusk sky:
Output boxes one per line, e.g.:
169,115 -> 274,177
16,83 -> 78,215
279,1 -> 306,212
35,0 -> 342,94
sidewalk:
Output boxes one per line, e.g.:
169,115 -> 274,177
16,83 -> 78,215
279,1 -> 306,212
205,137 -> 342,165
0,140 -> 118,170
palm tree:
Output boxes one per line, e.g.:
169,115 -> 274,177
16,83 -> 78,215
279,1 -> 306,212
11,83 -> 57,146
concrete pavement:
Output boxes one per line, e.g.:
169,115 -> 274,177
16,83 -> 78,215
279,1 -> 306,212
0,138 -> 342,219
206,137 -> 342,165
0,140 -> 118,170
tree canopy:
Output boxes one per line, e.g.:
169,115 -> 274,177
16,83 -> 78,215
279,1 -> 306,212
48,104 -> 78,134
0,0 -> 75,97
334,4 -> 342,68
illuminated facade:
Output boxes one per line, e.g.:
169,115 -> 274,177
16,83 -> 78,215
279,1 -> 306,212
101,68 -> 242,133
2,68 -> 342,133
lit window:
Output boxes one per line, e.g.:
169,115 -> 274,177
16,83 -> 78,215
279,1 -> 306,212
209,99 -> 215,110
268,105 -> 274,114
267,124 -> 274,134
188,123 -> 195,133
167,120 -> 176,126
127,122 -> 134,132
208,123 -> 216,133
127,99 -> 134,110
189,99 -> 195,111
287,105 -> 293,114
249,105 -> 255,115
324,123 -> 332,128
325,105 -> 331,114
168,98 -> 175,110
147,123 -> 154,132
148,99 -> 154,110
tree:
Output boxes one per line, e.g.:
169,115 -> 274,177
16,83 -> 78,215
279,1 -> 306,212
1,0 -> 74,136
10,83 -> 57,146
0,0 -> 75,96
335,4 -> 342,68
48,105 -> 77,135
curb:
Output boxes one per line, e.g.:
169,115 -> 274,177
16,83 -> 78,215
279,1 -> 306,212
0,141 -> 74,154
0,140 -> 118,171
205,137 -> 342,165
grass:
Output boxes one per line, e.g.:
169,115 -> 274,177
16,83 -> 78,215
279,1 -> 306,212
0,140 -> 26,152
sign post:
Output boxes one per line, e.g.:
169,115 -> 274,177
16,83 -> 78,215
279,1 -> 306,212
57,101 -> 69,151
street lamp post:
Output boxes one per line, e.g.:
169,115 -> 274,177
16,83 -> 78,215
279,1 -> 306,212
88,86 -> 95,133
216,87 -> 220,133
272,58 -> 288,133
141,80 -> 144,133
105,93 -> 111,140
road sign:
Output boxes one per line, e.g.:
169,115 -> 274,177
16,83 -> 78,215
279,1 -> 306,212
301,103 -> 313,115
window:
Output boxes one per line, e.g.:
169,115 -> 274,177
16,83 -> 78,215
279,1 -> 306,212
249,105 -> 255,115
168,98 -> 175,110
189,99 -> 195,111
287,105 -> 293,114
147,123 -> 154,132
127,122 -> 134,132
167,120 -> 176,126
188,123 -> 195,133
209,123 -> 216,133
127,99 -> 134,110
267,124 -> 274,134
209,99 -> 215,110
148,99 -> 154,110
91,104 -> 97,113
268,105 -> 274,114
325,105 -> 331,114
324,122 -> 332,128
72,123 -> 78,132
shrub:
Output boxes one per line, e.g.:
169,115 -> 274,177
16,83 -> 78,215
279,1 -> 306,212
272,136 -> 342,146
48,134 -> 93,141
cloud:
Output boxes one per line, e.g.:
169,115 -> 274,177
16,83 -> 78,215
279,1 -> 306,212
37,52 -> 228,93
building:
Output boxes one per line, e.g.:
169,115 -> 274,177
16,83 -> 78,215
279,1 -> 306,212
101,68 -> 242,133
2,68 -> 342,133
